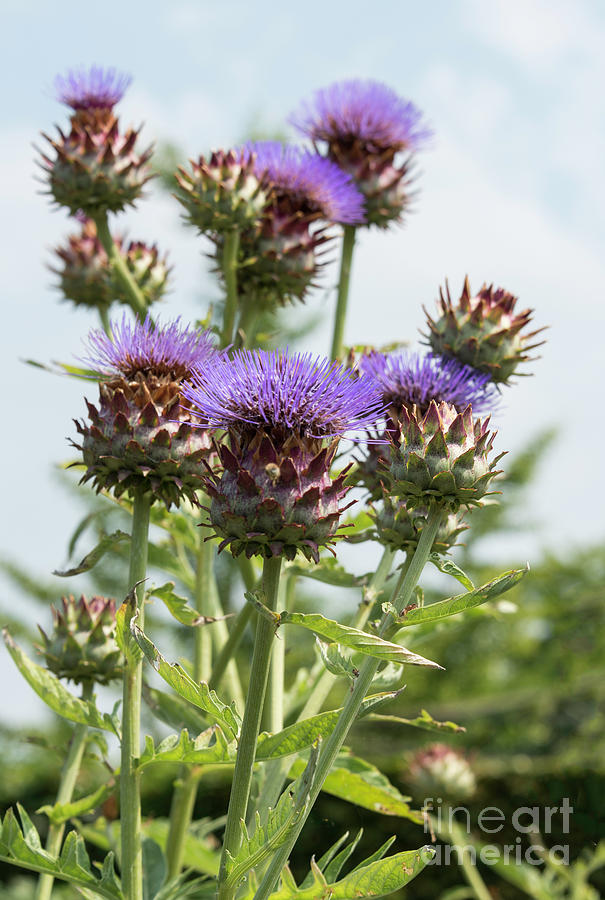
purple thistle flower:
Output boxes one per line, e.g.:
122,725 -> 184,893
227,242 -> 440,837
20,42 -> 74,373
244,141 -> 365,225
359,350 -> 497,415
291,79 -> 431,153
54,65 -> 132,111
182,348 -> 384,440
81,314 -> 217,380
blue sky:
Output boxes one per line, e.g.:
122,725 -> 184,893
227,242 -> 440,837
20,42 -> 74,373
2,0 -> 604,721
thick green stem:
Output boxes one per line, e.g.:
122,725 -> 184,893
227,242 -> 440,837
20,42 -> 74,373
235,299 -> 259,350
252,546 -> 396,823
330,225 -> 357,360
255,510 -> 443,900
35,682 -> 93,900
165,509 -> 215,879
217,557 -> 282,900
435,813 -> 493,900
220,229 -> 241,348
92,213 -> 148,320
121,491 -> 151,900
98,305 -> 112,336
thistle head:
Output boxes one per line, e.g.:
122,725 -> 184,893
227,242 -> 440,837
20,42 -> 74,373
408,744 -> 476,801
38,594 -> 123,685
386,400 -> 503,512
182,350 -> 384,560
73,316 -> 218,508
54,66 -> 132,117
291,80 -> 431,228
425,277 -> 545,384
175,148 -> 269,235
373,497 -> 467,555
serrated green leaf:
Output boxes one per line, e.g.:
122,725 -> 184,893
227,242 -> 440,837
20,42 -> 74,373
368,707 -> 466,734
315,639 -> 357,679
224,745 -> 319,891
429,554 -> 475,590
242,843 -> 434,899
395,565 -> 529,627
289,751 -> 423,824
286,558 -> 370,587
0,808 -> 122,898
2,630 -> 119,734
151,582 -> 230,628
37,780 -> 116,825
321,830 -> 364,883
131,622 -> 240,741
53,530 -> 130,577
277,611 -> 442,669
116,584 -> 144,665
137,727 -> 235,771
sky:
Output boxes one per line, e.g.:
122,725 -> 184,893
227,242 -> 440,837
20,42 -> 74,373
1,0 -> 604,722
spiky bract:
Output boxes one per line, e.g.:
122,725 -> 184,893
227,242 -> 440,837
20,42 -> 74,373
73,317 -> 217,508
425,278 -> 543,384
183,349 -> 384,560
291,80 -> 430,228
40,116 -> 153,215
373,497 -> 466,554
175,149 -> 268,235
38,595 -> 122,685
54,66 -> 132,112
52,218 -> 169,311
386,401 -> 502,511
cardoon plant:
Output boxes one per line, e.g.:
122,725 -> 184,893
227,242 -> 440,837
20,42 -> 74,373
292,79 -> 431,357
1,65 -> 544,900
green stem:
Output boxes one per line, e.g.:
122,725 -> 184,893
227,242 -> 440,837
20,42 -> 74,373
207,573 -> 245,712
330,225 -> 357,360
220,229 -> 241,348
252,546 -> 396,823
165,509 -> 215,879
121,491 -> 151,900
98,305 -> 112,336
263,575 -> 294,734
436,813 -> 493,900
217,557 -> 282,900
235,299 -> 259,350
92,213 -> 148,320
255,511 -> 443,900
35,682 -> 93,900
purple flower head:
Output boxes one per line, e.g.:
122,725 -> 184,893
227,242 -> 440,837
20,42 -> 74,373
244,141 -> 365,225
81,315 -> 217,380
291,79 -> 431,153
54,66 -> 132,111
360,350 -> 497,415
182,349 -> 384,441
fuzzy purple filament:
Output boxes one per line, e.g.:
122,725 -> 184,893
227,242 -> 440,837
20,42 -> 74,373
54,65 -> 132,111
244,141 -> 365,225
182,348 -> 384,439
291,79 -> 431,152
81,315 -> 217,379
360,350 -> 497,414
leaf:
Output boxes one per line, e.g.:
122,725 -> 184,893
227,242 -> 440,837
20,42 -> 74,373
367,707 -> 466,734
2,629 -> 119,734
151,582 -> 230,628
0,807 -> 122,898
137,728 -> 236,771
22,358 -> 99,380
286,557 -> 370,587
53,530 -> 130,577
394,565 -> 530,627
37,781 -> 116,825
241,842 -> 434,899
289,751 -> 423,823
429,554 -> 475,590
276,610 -> 442,669
142,836 -> 166,900
315,639 -> 358,679
116,583 -> 145,666
131,622 -> 240,741
224,745 -> 319,891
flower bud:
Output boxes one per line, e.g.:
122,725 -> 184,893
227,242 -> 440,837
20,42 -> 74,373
409,744 -> 476,801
